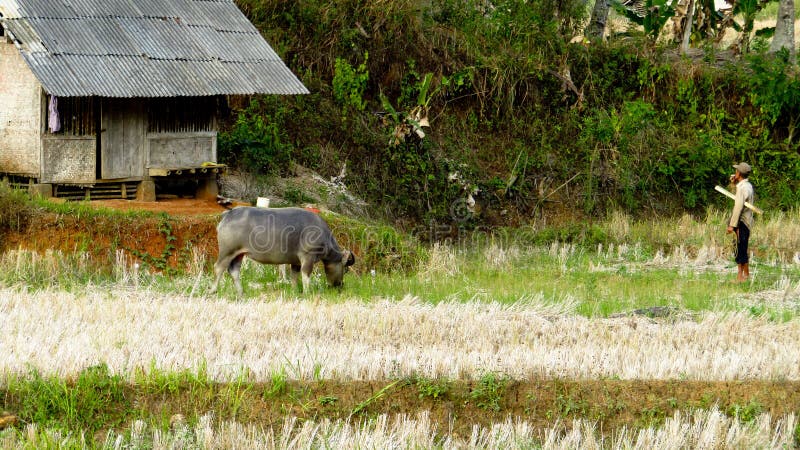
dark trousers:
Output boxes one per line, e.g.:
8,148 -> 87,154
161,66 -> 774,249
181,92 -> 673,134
734,222 -> 750,264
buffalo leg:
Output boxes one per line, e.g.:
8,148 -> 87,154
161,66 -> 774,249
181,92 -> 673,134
290,264 -> 301,288
211,255 -> 235,293
210,253 -> 244,294
277,264 -> 289,282
228,254 -> 245,295
300,260 -> 314,292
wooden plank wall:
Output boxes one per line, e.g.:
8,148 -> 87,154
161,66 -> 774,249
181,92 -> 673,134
148,133 -> 216,168
101,98 -> 145,179
146,97 -> 218,170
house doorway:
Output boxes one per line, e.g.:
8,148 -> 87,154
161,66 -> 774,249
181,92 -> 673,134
100,99 -> 145,179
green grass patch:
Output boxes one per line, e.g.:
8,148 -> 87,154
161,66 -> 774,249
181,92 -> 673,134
470,371 -> 510,412
322,211 -> 423,274
0,249 -> 117,291
3,364 -> 129,435
307,244 -> 797,318
413,375 -> 452,400
32,197 -> 157,220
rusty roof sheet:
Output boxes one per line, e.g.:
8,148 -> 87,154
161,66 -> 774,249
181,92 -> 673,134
0,0 -> 308,97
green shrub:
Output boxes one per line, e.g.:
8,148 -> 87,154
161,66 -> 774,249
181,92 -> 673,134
415,375 -> 452,400
0,184 -> 33,233
746,50 -> 800,141
333,52 -> 369,111
470,371 -> 510,412
225,0 -> 800,225
726,399 -> 763,423
218,97 -> 293,175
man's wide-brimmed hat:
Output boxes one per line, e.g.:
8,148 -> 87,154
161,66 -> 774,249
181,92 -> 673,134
733,162 -> 752,175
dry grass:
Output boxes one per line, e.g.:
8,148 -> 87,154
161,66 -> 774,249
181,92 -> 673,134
602,208 -> 800,264
483,243 -> 522,270
2,287 -> 800,382
418,243 -> 461,280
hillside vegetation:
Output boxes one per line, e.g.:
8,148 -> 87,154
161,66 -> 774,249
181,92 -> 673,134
218,0 -> 800,228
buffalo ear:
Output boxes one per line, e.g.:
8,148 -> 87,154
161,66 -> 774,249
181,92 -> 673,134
344,250 -> 356,267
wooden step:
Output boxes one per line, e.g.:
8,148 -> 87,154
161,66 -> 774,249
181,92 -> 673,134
54,182 -> 138,200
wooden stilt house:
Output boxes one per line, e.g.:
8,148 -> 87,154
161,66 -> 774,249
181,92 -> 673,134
0,0 -> 307,200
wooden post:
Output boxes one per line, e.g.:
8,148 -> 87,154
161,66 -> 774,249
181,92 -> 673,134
196,176 -> 219,200
29,183 -> 53,198
136,180 -> 156,202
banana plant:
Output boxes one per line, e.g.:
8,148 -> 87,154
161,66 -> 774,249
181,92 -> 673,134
726,0 -> 778,53
673,0 -> 727,45
379,73 -> 443,146
612,0 -> 677,42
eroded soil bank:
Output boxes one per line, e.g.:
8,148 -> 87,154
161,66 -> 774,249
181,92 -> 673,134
154,378 -> 800,431
0,198 -> 411,274
4,378 -> 798,441
1,199 -> 228,272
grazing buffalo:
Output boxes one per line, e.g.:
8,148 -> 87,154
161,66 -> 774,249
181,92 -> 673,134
210,207 -> 355,294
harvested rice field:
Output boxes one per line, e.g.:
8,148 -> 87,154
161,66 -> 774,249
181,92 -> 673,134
1,202 -> 800,448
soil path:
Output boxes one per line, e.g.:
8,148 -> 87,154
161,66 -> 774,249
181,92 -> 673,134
89,198 -> 249,216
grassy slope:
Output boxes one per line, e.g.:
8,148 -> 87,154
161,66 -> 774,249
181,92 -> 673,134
223,0 -> 800,228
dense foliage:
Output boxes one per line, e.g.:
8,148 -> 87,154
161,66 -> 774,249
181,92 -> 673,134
218,0 -> 800,226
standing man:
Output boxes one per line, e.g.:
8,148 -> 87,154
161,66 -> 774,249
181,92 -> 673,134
727,162 -> 754,282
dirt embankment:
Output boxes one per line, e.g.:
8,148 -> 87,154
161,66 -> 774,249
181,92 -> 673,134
208,378 -> 800,437
3,199 -> 228,271
4,377 -> 798,442
1,196 -> 414,275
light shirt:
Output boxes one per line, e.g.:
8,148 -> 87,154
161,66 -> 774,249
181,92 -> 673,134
729,179 -> 754,229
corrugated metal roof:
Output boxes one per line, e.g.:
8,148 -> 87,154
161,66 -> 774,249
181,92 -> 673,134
0,0 -> 308,97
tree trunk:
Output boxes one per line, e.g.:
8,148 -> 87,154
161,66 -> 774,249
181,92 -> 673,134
769,0 -> 795,57
681,0 -> 695,54
587,0 -> 612,41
